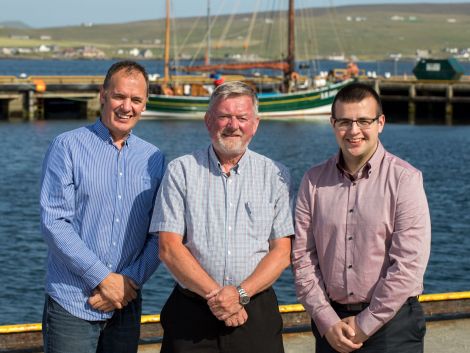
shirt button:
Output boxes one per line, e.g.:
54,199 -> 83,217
348,236 -> 353,241
108,264 -> 112,269
349,209 -> 353,213
352,182 -> 357,186
119,172 -> 123,176
228,226 -> 232,231
349,292 -> 354,296
118,195 -> 122,199
228,250 -> 231,255
116,218 -> 120,223
348,265 -> 353,269
112,242 -> 116,246
228,179 -> 232,184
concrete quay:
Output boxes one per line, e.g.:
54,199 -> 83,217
137,318 -> 470,353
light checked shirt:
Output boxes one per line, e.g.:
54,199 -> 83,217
151,145 -> 294,287
40,119 -> 165,321
292,142 -> 431,337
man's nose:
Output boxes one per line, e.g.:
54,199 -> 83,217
121,99 -> 132,111
226,116 -> 239,129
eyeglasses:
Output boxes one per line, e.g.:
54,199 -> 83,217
332,115 -> 381,131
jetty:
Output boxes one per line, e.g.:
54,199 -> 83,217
2,75 -> 470,123
1,291 -> 469,353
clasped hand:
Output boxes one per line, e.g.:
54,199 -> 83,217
324,316 -> 368,353
88,273 -> 139,312
206,286 -> 248,327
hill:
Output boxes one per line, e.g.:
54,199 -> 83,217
1,3 -> 469,60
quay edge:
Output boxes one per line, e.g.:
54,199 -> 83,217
1,291 -> 470,353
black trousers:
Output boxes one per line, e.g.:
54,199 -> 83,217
311,297 -> 426,353
160,285 -> 284,353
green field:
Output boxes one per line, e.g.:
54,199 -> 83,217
1,3 -> 470,60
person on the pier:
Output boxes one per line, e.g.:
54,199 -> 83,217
292,82 -> 431,353
40,61 -> 165,353
151,81 -> 294,353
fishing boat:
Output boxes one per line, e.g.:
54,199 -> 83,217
2,291 -> 470,352
144,0 -> 355,120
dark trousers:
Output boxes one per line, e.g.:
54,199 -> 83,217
311,297 -> 426,353
42,294 -> 142,353
160,285 -> 284,353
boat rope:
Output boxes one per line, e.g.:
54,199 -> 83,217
2,291 -> 470,335
243,0 -> 262,53
216,0 -> 240,49
189,1 -> 225,66
327,0 -> 346,57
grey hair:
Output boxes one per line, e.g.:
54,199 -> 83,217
208,81 -> 259,115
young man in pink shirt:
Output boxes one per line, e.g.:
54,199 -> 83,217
293,83 -> 431,353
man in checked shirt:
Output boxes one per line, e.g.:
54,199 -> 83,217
293,82 -> 431,353
151,81 -> 294,353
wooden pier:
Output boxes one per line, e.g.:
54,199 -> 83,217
1,75 -> 470,123
368,77 -> 470,125
0,76 -> 103,121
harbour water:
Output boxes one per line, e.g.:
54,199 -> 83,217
1,59 -> 470,325
2,58 -> 470,78
1,118 -> 469,325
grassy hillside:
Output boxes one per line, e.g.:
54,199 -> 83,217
1,3 -> 469,60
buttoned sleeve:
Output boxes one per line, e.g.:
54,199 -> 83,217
292,172 -> 341,336
356,169 -> 431,336
150,160 -> 187,236
270,163 -> 295,239
40,137 -> 110,290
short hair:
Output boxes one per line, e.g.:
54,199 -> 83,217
208,81 -> 259,115
103,60 -> 149,96
332,82 -> 382,118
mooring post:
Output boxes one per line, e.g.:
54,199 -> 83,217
445,85 -> 453,125
408,84 -> 416,125
27,90 -> 36,121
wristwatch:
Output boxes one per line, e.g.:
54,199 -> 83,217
236,285 -> 250,306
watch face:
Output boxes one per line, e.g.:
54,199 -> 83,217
240,295 -> 250,305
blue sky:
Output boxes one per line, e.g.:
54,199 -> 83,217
0,0 -> 467,28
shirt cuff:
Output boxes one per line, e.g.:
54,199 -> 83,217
151,222 -> 185,235
313,305 -> 342,337
82,260 -> 112,290
356,307 -> 382,336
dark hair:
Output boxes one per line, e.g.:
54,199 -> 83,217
331,82 -> 382,118
103,60 -> 149,96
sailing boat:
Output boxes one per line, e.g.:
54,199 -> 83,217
145,0 -> 354,120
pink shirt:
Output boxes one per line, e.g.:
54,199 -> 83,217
292,142 -> 431,337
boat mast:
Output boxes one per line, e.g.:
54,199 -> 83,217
205,0 -> 211,65
163,0 -> 170,83
285,0 -> 295,90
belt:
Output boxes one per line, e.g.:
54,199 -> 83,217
331,296 -> 418,312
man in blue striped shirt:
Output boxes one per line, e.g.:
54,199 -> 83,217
151,81 -> 294,353
40,61 -> 165,353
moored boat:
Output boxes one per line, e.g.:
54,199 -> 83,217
144,79 -> 351,120
145,0 -> 356,120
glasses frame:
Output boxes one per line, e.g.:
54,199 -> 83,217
332,114 -> 382,131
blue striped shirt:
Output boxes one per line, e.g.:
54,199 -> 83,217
151,145 -> 294,287
40,119 -> 165,321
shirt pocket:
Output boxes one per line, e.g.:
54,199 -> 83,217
131,176 -> 155,210
245,200 -> 274,239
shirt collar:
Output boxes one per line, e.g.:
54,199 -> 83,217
208,145 -> 250,175
93,118 -> 134,147
335,141 -> 384,180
